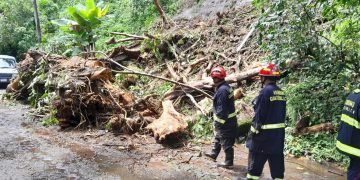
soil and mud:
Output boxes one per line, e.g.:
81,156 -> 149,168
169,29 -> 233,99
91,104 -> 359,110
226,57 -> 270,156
0,89 -> 346,179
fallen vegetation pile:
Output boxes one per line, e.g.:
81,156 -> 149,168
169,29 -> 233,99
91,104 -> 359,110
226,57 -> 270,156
6,3 -> 264,142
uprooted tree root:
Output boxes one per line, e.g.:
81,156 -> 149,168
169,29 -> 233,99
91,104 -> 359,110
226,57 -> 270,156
7,51 -> 162,134
146,100 -> 188,141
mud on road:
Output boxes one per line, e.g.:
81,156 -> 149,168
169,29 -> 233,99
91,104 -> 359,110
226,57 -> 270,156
0,89 -> 346,179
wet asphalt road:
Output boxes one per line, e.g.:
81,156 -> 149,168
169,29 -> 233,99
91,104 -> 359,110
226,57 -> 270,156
0,88 -> 347,180
0,89 -> 135,179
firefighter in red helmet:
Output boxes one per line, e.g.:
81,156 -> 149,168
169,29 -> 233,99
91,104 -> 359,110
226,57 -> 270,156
205,66 -> 237,168
246,63 -> 287,179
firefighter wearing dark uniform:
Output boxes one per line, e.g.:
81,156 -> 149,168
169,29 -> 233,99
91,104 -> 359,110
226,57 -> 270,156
205,66 -> 237,168
246,63 -> 286,180
336,86 -> 360,180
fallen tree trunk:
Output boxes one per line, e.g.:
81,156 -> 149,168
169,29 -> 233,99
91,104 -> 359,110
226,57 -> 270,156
146,100 -> 187,141
165,67 -> 261,100
293,123 -> 335,136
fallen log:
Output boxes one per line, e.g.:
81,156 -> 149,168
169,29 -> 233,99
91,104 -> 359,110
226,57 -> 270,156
165,67 -> 261,100
293,122 -> 335,136
146,100 -> 187,141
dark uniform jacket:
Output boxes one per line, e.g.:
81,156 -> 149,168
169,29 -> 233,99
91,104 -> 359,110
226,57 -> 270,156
336,88 -> 360,159
246,82 -> 286,154
213,81 -> 237,138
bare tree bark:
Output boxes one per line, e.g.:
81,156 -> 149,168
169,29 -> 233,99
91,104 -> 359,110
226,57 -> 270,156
153,0 -> 169,27
32,0 -> 42,43
165,67 -> 262,100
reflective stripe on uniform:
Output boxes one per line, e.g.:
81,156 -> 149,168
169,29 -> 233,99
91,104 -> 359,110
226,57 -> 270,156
214,111 -> 237,124
261,123 -> 286,129
274,178 -> 283,180
213,115 -> 225,124
336,140 -> 360,158
228,111 -> 236,118
250,126 -> 259,134
340,114 -> 360,129
228,89 -> 234,99
354,89 -> 360,93
246,174 -> 260,180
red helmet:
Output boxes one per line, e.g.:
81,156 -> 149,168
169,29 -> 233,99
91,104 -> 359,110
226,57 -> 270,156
210,66 -> 226,79
259,63 -> 280,77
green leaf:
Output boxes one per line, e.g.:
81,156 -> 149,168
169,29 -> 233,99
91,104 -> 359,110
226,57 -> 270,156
101,4 -> 109,17
71,11 -> 89,27
86,0 -> 96,10
67,6 -> 77,16
51,18 -> 74,26
87,8 -> 101,24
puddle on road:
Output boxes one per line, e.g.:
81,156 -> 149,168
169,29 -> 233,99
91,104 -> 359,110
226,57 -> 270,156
284,157 -> 345,180
67,142 -> 140,179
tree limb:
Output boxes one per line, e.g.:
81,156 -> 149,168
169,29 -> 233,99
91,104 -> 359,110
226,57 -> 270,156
185,93 -> 206,115
166,61 -> 181,81
184,57 -> 207,75
236,27 -> 255,52
111,32 -> 147,39
153,0 -> 169,27
112,70 -> 212,99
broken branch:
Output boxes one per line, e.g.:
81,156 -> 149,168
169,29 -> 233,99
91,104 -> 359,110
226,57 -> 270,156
111,32 -> 147,39
185,93 -> 206,115
153,0 -> 169,27
166,61 -> 181,81
184,57 -> 207,75
112,70 -> 212,99
82,51 -> 212,98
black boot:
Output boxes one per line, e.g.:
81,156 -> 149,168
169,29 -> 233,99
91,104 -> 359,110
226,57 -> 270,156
204,152 -> 218,161
217,158 -> 234,168
218,142 -> 234,168
205,137 -> 221,161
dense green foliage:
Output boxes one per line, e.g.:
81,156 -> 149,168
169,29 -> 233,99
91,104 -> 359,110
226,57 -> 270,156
285,128 -> 348,164
254,0 -> 359,164
187,115 -> 213,141
0,0 -> 178,57
43,0 -> 178,55
0,1 -> 36,58
51,0 -> 109,56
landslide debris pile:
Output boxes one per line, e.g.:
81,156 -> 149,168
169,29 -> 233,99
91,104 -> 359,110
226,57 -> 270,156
7,2 -> 262,141
7,51 -> 161,134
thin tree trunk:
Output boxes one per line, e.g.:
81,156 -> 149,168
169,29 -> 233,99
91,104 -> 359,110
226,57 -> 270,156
153,0 -> 169,27
32,0 -> 41,43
